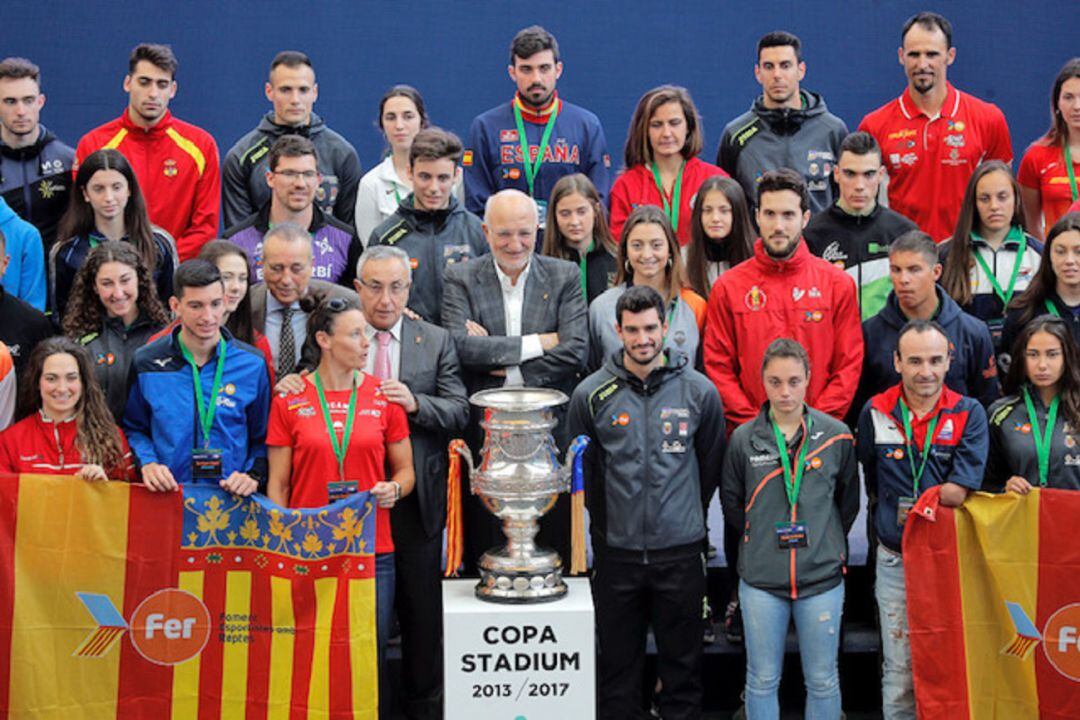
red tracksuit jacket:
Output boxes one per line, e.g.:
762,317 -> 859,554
75,110 -> 220,261
704,238 -> 863,429
0,411 -> 137,480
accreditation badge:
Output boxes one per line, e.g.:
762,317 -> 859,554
897,496 -> 916,526
775,522 -> 808,549
328,480 -> 359,502
191,448 -> 223,480
535,199 -> 548,229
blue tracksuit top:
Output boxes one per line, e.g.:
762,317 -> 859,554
123,325 -> 270,484
464,94 -> 611,214
0,195 -> 45,310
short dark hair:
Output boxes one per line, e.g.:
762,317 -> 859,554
839,131 -> 881,160
757,31 -> 802,62
268,134 -> 318,171
0,57 -> 40,85
409,127 -> 463,167
889,229 -> 939,267
173,259 -> 222,299
615,285 -> 665,327
761,338 -> 811,376
902,12 -> 953,48
896,318 -> 949,355
128,43 -> 178,78
510,25 -> 560,65
757,168 -> 809,212
270,50 -> 313,75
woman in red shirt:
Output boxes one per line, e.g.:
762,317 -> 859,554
609,85 -> 728,246
0,337 -> 136,481
265,294 -> 414,669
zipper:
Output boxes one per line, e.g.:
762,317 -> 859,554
642,384 -> 650,565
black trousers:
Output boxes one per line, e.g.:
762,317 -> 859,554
391,494 -> 444,720
592,551 -> 706,720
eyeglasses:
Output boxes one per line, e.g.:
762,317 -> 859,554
357,280 -> 411,296
274,170 -> 319,182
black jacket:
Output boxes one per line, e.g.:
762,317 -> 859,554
77,313 -> 164,421
0,283 -> 55,374
0,126 -> 75,248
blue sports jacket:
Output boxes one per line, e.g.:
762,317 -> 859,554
123,326 -> 270,484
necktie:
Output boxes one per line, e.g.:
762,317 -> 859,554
374,331 -> 392,379
278,306 -> 296,376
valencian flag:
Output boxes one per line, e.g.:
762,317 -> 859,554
903,486 -> 1080,719
0,474 -> 378,718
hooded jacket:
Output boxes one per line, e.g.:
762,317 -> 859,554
75,110 -> 220,261
703,238 -> 863,429
854,286 -> 1001,421
222,112 -> 361,229
721,405 -> 858,600
566,350 -> 725,562
804,202 -> 918,320
0,125 -> 75,248
716,90 -> 848,214
0,195 -> 46,310
368,194 -> 487,326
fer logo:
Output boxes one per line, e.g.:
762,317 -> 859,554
1005,601 -> 1080,681
74,588 -> 211,666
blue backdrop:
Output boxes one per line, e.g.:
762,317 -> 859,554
8,0 -> 1075,184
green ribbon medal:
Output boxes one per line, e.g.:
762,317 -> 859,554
898,399 -> 940,498
972,227 -> 1028,313
512,97 -> 560,197
1022,387 -> 1059,487
179,337 -> 227,448
771,413 -> 813,508
1065,141 -> 1078,202
649,160 -> 686,232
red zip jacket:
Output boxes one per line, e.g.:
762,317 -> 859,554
609,156 -> 727,246
704,238 -> 863,429
0,411 -> 136,480
75,110 -> 220,261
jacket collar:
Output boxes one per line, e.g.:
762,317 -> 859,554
512,92 -> 561,124
871,382 -> 963,419
253,201 -> 327,234
119,109 -> 174,137
751,236 -> 810,273
899,83 -> 960,121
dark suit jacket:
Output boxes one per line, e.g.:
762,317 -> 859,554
441,254 -> 589,397
398,315 -> 469,538
249,279 -> 359,334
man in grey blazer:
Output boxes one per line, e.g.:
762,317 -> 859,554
248,222 -> 357,376
354,245 -> 469,720
442,188 -> 589,571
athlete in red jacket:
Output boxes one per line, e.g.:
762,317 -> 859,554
75,44 -> 219,261
704,169 -> 863,429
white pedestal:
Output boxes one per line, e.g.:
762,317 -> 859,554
443,578 -> 596,720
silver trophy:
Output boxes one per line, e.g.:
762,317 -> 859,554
453,387 -> 589,603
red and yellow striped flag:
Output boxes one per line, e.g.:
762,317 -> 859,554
904,486 -> 1080,719
0,474 -> 378,719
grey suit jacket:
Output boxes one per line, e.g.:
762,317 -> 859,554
441,254 -> 589,397
249,279 -> 359,334
397,315 -> 469,538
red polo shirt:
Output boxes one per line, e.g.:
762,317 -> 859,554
858,83 -> 1011,242
1018,141 -> 1080,232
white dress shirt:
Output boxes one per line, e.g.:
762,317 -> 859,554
363,316 -> 402,380
493,258 -> 543,387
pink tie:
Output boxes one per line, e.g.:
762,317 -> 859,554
374,331 -> 392,379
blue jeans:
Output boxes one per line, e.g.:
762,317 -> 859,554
875,544 -> 914,720
739,579 -> 844,720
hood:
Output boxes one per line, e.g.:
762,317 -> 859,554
395,194 -> 463,230
879,285 -> 961,330
751,236 -> 812,274
0,195 -> 15,224
0,125 -> 58,160
255,111 -> 326,139
602,348 -> 688,393
751,90 -> 829,135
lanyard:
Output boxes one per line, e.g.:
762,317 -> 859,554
898,399 -> 940,497
1022,387 -> 1059,487
313,370 -> 359,481
771,413 -> 812,508
649,160 -> 686,232
179,337 -> 227,448
512,97 -> 560,197
1045,299 -> 1062,318
1065,142 -> 1079,203
659,296 -> 679,348
578,241 -> 594,297
393,185 -> 402,205
972,227 -> 1028,312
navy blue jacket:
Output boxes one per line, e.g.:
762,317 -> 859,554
123,326 -> 270,485
853,286 -> 1000,425
856,384 -> 989,552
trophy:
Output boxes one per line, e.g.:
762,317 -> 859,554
452,387 -> 589,603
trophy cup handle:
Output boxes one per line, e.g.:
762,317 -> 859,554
565,435 -> 590,575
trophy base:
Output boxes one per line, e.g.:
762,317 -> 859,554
475,546 -> 568,603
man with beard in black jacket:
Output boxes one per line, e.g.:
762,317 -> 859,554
222,51 -> 361,228
0,57 -> 74,252
716,31 -> 847,215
